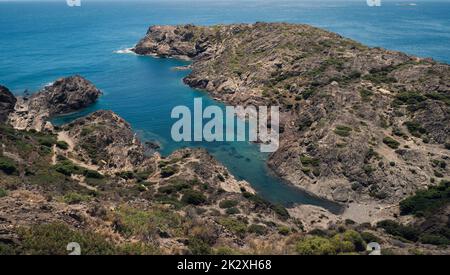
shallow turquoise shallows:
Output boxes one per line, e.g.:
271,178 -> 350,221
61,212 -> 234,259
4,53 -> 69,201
1,1 -> 449,213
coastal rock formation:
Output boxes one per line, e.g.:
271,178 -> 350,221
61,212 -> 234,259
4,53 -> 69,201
0,85 -> 16,123
1,72 -> 448,254
61,110 -> 149,173
8,75 -> 101,131
133,23 -> 450,207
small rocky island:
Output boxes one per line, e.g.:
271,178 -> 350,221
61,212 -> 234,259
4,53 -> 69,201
0,22 -> 449,255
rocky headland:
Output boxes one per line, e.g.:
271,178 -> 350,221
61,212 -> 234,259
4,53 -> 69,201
8,75 -> 102,131
133,22 -> 450,215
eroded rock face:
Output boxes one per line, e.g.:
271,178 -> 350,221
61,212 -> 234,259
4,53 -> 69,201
134,23 -> 450,205
0,85 -> 16,123
8,75 -> 101,131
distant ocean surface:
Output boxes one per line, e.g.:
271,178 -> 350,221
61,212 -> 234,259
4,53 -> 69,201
1,0 -> 449,211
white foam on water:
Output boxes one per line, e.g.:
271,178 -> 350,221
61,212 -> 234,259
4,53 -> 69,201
113,48 -> 136,55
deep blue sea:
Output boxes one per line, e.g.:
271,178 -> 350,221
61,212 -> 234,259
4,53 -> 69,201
1,0 -> 449,212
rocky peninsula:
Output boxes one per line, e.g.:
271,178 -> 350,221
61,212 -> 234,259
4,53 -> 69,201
133,22 -> 450,219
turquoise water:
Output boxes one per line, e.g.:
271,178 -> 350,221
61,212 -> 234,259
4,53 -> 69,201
1,1 -> 449,212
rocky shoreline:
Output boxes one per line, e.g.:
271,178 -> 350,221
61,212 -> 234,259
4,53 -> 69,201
0,22 -> 448,254
132,23 -> 450,210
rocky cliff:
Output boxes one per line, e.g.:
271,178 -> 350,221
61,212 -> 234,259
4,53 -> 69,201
0,85 -> 16,123
133,23 -> 450,210
8,75 -> 101,131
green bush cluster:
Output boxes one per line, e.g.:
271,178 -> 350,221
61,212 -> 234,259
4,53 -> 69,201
296,230 -> 366,255
383,136 -> 400,149
181,190 -> 207,205
248,224 -> 268,236
56,141 -> 69,150
300,154 -> 320,167
242,192 -> 290,220
0,156 -> 18,175
399,180 -> 450,216
160,165 -> 179,178
0,188 -> 8,198
218,217 -> 248,238
63,192 -> 92,204
377,220 -> 420,242
53,160 -> 102,180
5,223 -> 159,255
404,121 -> 426,137
114,206 -> 182,239
334,125 -> 352,137
219,199 -> 239,209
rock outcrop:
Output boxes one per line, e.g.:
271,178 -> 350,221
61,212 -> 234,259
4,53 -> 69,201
8,75 -> 101,131
0,85 -> 16,123
61,110 -> 149,173
133,23 -> 450,206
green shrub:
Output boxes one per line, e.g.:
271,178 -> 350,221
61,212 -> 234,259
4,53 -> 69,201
383,136 -> 400,149
181,190 -> 207,205
300,154 -> 320,167
0,156 -> 17,175
225,207 -> 240,215
219,199 -> 239,209
248,224 -> 268,236
278,226 -> 290,236
115,171 -> 134,180
425,92 -> 450,105
419,234 -> 450,246
334,125 -> 352,137
63,192 -> 91,204
54,160 -> 85,176
296,236 -> 336,255
218,218 -> 247,237
17,223 -> 116,255
377,220 -> 420,242
359,89 -> 373,101
84,169 -> 104,179
215,246 -> 238,255
360,231 -> 381,244
272,203 -> 290,220
0,188 -> 8,198
38,136 -> 56,147
56,141 -> 69,150
188,237 -> 212,255
340,230 -> 366,251
160,166 -> 178,178
404,121 -> 426,137
114,206 -> 182,239
395,91 -> 426,105
399,180 -> 450,216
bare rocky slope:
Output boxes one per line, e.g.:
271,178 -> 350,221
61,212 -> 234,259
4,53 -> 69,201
133,23 -> 450,210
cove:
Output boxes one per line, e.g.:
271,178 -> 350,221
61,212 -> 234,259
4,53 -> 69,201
52,54 -> 343,214
4,1 -> 448,214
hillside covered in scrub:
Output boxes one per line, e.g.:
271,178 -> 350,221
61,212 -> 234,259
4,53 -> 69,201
133,22 -> 450,221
